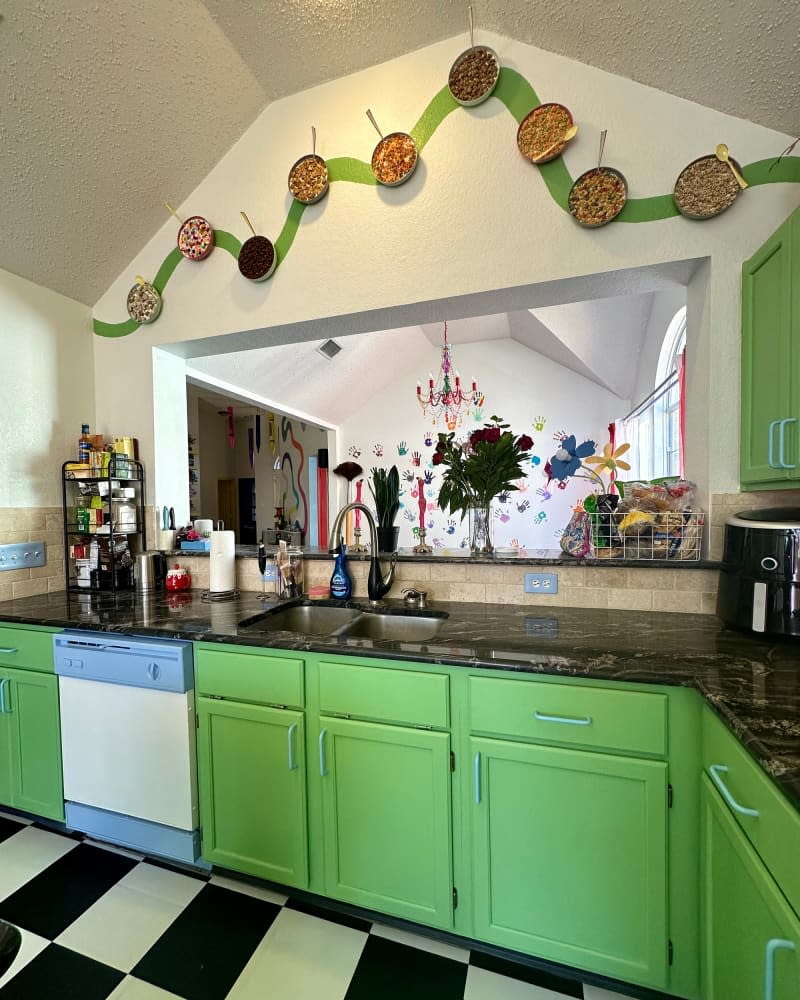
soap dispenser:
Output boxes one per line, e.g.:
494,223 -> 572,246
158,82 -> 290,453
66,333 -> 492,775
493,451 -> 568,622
329,540 -> 353,600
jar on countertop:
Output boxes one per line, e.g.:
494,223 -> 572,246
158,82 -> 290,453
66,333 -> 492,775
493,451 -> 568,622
165,564 -> 191,591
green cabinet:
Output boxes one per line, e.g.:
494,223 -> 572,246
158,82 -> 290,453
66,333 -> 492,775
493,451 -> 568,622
470,735 -> 668,990
0,665 -> 64,821
318,716 -> 453,929
741,203 -> 800,488
197,697 -> 308,887
703,775 -> 800,998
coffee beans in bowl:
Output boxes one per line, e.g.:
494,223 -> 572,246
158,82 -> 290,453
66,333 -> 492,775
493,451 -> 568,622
371,132 -> 418,186
673,154 -> 741,219
448,46 -> 500,106
568,167 -> 628,227
238,235 -> 276,281
288,154 -> 329,205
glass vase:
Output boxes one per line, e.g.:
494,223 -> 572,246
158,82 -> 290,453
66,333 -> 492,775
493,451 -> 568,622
469,502 -> 493,556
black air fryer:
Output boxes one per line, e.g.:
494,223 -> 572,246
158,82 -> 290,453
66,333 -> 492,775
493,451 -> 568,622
717,508 -> 800,637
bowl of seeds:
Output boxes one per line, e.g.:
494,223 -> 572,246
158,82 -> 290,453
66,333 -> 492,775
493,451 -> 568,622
517,103 -> 575,164
448,45 -> 500,106
568,167 -> 628,227
371,132 -> 418,186
673,154 -> 742,220
126,277 -> 161,324
288,153 -> 329,205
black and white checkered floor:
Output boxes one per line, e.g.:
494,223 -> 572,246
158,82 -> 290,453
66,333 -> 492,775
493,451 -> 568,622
0,812 -> 635,1000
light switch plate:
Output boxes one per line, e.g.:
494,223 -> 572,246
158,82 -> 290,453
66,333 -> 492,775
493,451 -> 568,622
0,541 -> 47,572
524,572 -> 558,594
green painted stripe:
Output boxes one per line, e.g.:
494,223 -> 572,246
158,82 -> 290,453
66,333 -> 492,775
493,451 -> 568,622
92,64 -> 800,338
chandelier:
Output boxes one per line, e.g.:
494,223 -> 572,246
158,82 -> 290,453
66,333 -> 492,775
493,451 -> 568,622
416,322 -> 484,429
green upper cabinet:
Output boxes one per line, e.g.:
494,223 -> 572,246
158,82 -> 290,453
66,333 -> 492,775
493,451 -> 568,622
741,204 -> 800,488
470,736 -> 668,991
318,717 -> 453,929
703,775 -> 800,999
0,666 -> 64,821
197,696 -> 308,888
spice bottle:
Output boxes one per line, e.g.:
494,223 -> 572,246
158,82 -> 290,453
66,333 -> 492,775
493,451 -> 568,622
78,424 -> 91,463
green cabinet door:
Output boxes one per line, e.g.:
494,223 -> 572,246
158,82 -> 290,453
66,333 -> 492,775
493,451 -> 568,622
319,717 -> 453,929
197,697 -> 308,887
741,212 -> 795,486
703,776 -> 800,1000
470,736 -> 668,990
0,667 -> 63,821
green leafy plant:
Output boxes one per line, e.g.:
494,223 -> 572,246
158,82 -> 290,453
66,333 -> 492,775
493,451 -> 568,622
434,416 -> 533,520
369,465 -> 400,528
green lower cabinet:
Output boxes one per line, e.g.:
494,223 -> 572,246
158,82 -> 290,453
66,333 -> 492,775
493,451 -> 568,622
197,697 -> 308,888
0,666 -> 64,821
470,736 -> 668,990
319,717 -> 453,929
703,776 -> 800,999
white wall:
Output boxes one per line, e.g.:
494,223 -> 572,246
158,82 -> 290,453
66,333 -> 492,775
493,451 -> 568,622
91,31 -> 800,504
338,339 -> 626,550
0,267 -> 93,507
631,287 -> 687,407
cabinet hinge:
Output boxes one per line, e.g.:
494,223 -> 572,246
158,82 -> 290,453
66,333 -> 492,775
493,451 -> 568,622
668,784 -> 673,808
452,887 -> 458,910
668,939 -> 673,965
450,751 -> 455,772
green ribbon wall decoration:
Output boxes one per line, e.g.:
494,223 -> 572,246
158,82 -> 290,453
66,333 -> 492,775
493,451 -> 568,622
93,67 -> 800,338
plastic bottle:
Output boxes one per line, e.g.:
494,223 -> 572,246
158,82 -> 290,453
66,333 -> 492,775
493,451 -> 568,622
78,424 -> 91,463
329,541 -> 353,600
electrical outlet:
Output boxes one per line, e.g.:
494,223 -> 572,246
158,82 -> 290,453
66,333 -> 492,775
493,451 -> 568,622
261,563 -> 279,582
0,541 -> 46,572
524,572 -> 558,594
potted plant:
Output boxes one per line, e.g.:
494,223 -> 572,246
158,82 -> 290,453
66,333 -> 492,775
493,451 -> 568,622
434,416 -> 532,554
369,465 -> 401,552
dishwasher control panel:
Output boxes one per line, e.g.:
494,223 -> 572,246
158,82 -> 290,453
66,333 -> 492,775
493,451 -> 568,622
54,632 -> 194,693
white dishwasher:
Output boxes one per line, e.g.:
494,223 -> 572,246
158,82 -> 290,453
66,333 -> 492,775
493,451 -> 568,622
53,631 -> 200,863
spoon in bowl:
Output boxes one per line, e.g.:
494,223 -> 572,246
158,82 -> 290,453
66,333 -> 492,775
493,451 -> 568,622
715,143 -> 748,189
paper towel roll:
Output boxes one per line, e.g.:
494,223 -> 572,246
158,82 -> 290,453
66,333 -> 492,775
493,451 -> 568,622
209,531 -> 236,593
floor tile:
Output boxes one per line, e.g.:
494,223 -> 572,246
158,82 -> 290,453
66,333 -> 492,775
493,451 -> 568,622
120,862 -> 205,907
0,842 -> 137,938
371,921 -> 470,964
0,812 -> 31,828
583,987 -> 636,1000
470,950 -> 584,998
132,883 -> 280,1000
0,819 -> 25,847
0,942 -> 124,999
56,881 -> 201,973
209,873 -> 288,906
285,895 -> 372,933
227,905 -> 367,1000
84,838 -> 144,862
0,926 -> 48,988
344,933 -> 468,1000
465,965 -> 581,999
108,976 -> 184,999
0,826 -> 78,903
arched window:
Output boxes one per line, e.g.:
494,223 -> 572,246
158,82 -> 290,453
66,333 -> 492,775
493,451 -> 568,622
621,306 -> 686,480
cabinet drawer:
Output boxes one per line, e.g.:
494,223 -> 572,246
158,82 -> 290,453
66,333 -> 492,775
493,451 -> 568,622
0,625 -> 58,673
703,706 -> 800,918
469,675 -> 667,757
319,659 -> 449,729
195,647 -> 304,708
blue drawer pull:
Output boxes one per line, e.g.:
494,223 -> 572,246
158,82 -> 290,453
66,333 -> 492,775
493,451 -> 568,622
319,729 -> 328,777
473,751 -> 481,805
287,723 -> 298,771
709,764 -> 759,817
764,938 -> 795,999
0,678 -> 9,713
0,648 -> 18,655
778,418 -> 797,469
768,420 -> 780,468
534,710 -> 592,726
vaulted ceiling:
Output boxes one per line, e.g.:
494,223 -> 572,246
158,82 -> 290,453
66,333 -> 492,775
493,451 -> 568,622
3,1 -> 797,305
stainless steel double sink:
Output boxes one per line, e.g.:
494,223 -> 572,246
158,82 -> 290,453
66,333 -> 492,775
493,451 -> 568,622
239,599 -> 447,642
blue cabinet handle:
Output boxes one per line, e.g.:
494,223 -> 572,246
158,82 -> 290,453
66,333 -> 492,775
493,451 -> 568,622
534,710 -> 592,726
287,722 -> 298,771
0,648 -> 18,655
778,418 -> 797,469
319,729 -> 327,777
764,938 -> 796,999
709,764 -> 759,817
768,420 -> 780,468
0,678 -> 9,713
473,751 -> 481,804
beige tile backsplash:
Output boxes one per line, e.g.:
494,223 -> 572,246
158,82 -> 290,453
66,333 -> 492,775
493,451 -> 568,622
13,489 -> 798,615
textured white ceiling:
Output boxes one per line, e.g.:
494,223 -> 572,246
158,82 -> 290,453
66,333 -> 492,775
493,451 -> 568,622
3,1 -> 797,304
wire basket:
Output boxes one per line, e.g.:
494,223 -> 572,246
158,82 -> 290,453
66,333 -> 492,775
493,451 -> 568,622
589,510 -> 705,560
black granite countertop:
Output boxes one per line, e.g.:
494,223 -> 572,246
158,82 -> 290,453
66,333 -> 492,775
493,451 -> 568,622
0,590 -> 796,810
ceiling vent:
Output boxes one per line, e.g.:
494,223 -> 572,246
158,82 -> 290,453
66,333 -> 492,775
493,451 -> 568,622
316,339 -> 342,360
